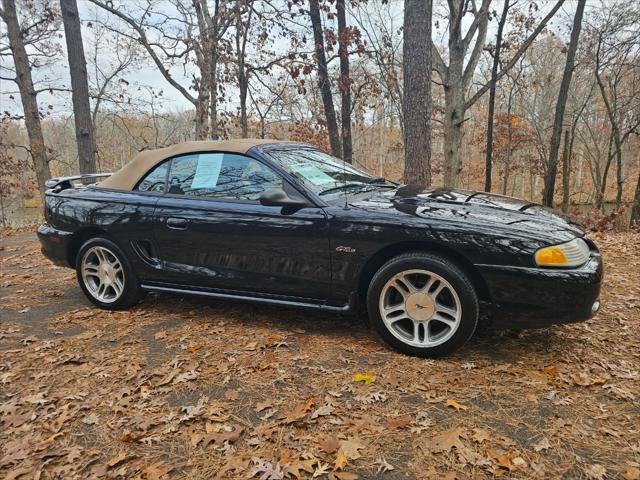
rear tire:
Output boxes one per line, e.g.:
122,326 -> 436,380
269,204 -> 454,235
367,252 -> 478,357
75,237 -> 142,310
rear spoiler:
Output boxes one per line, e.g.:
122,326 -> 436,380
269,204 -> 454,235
45,173 -> 112,192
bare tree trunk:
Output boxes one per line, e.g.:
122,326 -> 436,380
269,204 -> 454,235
442,76 -> 465,187
234,1 -> 251,138
631,170 -> 640,227
61,0 -> 97,174
598,133 -> 615,210
309,0 -> 342,157
484,0 -> 510,192
542,0 -> 585,207
615,149 -> 623,207
502,112 -> 513,196
561,129 -> 571,213
1,0 -> 51,201
210,54 -> 218,139
337,0 -> 352,163
402,0 -> 432,187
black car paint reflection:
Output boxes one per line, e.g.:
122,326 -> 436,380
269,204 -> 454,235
37,142 -> 602,328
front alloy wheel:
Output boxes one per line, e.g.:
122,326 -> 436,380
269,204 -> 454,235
367,252 -> 478,357
380,269 -> 462,348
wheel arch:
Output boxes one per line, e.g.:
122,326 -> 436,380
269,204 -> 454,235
357,241 -> 491,302
67,227 -> 115,267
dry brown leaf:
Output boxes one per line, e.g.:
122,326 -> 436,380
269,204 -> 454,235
571,372 -> 607,387
334,448 -> 348,470
311,404 -> 335,419
533,437 -> 551,452
471,428 -> 490,443
281,398 -> 314,424
140,462 -> 173,480
255,400 -> 273,412
424,428 -> 466,453
385,414 -> 412,429
496,452 -> 512,470
542,365 -> 560,377
285,459 -> 316,478
339,438 -> 364,460
623,467 -> 640,480
318,435 -> 340,454
191,426 -> 243,447
214,457 -> 250,480
224,389 -> 240,401
107,452 -> 134,468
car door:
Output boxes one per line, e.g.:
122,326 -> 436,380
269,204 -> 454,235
151,151 -> 332,300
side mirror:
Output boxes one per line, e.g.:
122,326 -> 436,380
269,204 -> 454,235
259,188 -> 308,209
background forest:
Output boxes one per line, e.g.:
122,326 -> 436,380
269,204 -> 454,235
1,0 -> 639,229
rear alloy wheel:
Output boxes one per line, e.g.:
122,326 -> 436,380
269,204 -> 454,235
367,253 -> 478,357
76,237 -> 142,310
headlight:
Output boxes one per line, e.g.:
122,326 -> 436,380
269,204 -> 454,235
534,238 -> 590,268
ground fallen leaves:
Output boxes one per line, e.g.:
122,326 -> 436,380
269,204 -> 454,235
0,230 -> 639,479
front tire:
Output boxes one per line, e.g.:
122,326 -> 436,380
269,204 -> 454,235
367,252 -> 478,357
75,237 -> 142,310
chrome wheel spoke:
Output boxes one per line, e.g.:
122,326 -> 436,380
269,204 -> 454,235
81,246 -> 125,304
113,277 -> 124,296
83,264 -> 100,278
384,303 -> 406,316
431,313 -> 458,329
431,281 -> 445,300
436,303 -> 457,318
393,275 -> 417,298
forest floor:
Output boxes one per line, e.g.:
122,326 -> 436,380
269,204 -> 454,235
1,229 -> 639,480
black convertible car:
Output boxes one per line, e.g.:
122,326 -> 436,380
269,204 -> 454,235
37,139 -> 602,357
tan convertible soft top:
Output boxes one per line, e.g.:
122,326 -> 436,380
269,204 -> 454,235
99,138 -> 290,190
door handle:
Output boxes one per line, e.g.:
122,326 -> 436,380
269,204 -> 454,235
166,217 -> 188,230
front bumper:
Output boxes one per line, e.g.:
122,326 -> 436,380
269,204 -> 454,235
477,253 -> 603,329
37,223 -> 74,268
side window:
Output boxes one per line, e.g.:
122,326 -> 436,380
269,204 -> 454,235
167,153 -> 283,201
135,161 -> 169,192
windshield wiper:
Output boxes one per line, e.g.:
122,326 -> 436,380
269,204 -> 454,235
319,183 -> 368,196
319,180 -> 396,196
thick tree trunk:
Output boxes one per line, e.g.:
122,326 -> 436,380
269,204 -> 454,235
502,114 -> 513,196
238,73 -> 248,138
598,133 -> 614,210
484,0 -> 510,192
402,0 -> 432,187
309,0 -> 342,158
542,0 -> 585,207
60,0 -> 97,174
1,0 -> 51,201
235,3 -> 249,138
615,149 -> 623,207
630,171 -> 640,227
195,89 -> 210,140
561,129 -> 570,213
443,82 -> 464,188
192,0 -> 211,140
337,0 -> 352,163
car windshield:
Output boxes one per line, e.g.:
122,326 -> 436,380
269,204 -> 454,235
265,147 -> 383,196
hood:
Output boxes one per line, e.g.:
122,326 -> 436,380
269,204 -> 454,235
348,185 -> 585,240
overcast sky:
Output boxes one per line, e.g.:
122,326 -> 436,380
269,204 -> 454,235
0,0 -> 580,121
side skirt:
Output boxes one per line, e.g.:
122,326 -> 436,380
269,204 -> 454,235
140,283 -> 355,313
